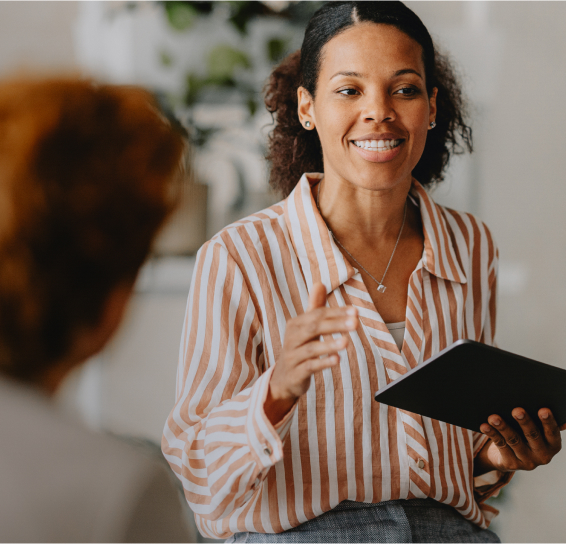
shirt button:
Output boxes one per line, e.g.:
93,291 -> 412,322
417,459 -> 425,469
264,445 -> 272,456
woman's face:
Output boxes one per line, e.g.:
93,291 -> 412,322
298,23 -> 437,192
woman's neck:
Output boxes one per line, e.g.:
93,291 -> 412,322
315,174 -> 413,248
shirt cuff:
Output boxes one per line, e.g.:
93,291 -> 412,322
474,469 -> 504,488
472,432 -> 515,503
474,470 -> 514,503
245,366 -> 297,470
473,432 -> 490,457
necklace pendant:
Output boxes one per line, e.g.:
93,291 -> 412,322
377,284 -> 386,294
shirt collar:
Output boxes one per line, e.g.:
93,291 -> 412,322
410,180 -> 467,284
283,173 -> 466,295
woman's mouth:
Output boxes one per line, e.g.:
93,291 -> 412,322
353,138 -> 402,151
351,138 -> 404,163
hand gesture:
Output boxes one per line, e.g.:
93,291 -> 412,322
264,282 -> 358,425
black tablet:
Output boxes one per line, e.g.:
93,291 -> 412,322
373,339 -> 566,432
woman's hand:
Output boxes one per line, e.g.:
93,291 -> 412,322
264,282 -> 358,425
475,408 -> 566,475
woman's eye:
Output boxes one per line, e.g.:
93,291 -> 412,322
395,87 -> 419,97
337,88 -> 359,96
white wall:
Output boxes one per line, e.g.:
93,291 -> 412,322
477,4 -> 566,542
0,1 -> 78,76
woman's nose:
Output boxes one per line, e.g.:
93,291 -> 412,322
361,94 -> 396,123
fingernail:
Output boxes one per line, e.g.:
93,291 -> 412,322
541,412 -> 549,420
346,319 -> 357,328
491,418 -> 501,426
515,412 -> 524,420
346,308 -> 357,316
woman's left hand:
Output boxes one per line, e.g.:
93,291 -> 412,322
475,408 -> 566,475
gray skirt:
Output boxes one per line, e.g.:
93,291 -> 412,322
225,498 -> 500,543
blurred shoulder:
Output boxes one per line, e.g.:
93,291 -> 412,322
0,377 -> 191,542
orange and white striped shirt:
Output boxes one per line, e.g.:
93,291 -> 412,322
162,173 -> 511,539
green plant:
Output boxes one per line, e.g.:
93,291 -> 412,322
156,1 -> 323,147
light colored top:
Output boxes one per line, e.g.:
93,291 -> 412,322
385,321 -> 406,352
162,173 -> 511,540
0,376 -> 194,543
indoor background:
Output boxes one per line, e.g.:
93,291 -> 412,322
1,2 -> 565,542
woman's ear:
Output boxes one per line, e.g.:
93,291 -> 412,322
429,87 -> 438,126
297,86 -> 316,130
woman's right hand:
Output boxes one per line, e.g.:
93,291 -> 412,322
264,282 -> 359,425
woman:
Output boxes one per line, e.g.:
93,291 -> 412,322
162,2 -> 564,542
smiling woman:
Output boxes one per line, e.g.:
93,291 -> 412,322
300,22 -> 433,187
162,2 -> 564,543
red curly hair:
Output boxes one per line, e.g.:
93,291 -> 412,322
0,76 -> 186,382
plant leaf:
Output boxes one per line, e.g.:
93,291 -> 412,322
266,37 -> 288,63
164,1 -> 198,31
207,44 -> 251,81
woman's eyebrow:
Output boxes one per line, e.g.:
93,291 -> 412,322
394,68 -> 423,79
330,70 -> 365,80
330,68 -> 423,80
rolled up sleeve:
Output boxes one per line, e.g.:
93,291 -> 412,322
162,240 -> 295,529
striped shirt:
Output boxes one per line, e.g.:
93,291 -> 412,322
162,173 -> 512,539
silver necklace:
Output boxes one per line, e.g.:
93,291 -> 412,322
316,180 -> 407,294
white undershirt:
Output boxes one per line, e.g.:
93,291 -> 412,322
385,321 -> 405,351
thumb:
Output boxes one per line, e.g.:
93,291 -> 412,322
307,282 -> 327,312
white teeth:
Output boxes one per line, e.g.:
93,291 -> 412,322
354,139 -> 401,151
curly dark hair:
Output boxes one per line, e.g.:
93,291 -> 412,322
265,1 -> 473,197
0,76 -> 186,383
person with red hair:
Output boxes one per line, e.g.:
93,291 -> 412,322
0,76 -> 193,542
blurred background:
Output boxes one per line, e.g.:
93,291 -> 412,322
2,1 -> 565,541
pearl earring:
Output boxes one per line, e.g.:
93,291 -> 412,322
429,121 -> 436,129
305,121 -> 311,128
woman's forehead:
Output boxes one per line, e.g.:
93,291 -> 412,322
319,23 -> 425,81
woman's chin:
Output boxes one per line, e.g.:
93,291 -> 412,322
337,162 -> 412,193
